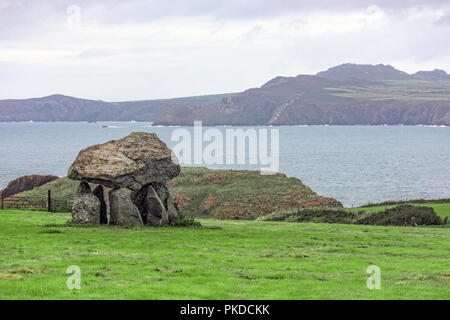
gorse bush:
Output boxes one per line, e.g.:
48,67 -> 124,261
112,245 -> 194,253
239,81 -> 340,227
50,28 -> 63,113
259,205 -> 443,227
360,198 -> 450,207
259,208 -> 365,224
171,214 -> 201,227
290,208 -> 362,224
355,205 -> 442,226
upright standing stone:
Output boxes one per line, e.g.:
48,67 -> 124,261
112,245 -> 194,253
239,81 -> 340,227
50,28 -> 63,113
145,186 -> 169,227
71,182 -> 100,224
109,188 -> 143,226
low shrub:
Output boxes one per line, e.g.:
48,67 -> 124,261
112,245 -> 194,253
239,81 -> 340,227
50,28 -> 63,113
38,229 -> 63,234
260,205 -> 443,227
259,208 -> 365,224
360,198 -> 450,207
171,214 -> 202,227
290,208 -> 364,224
355,205 -> 442,226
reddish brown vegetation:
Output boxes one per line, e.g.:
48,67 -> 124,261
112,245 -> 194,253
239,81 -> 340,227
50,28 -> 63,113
172,193 -> 191,211
201,195 -> 219,213
194,173 -> 240,184
194,171 -> 286,185
213,191 -> 342,220
1,175 -> 59,198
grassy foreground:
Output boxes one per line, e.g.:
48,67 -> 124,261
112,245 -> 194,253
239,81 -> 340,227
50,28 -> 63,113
0,210 -> 449,300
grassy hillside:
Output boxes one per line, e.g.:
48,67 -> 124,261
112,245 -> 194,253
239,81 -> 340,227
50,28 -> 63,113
0,210 -> 448,299
154,72 -> 450,126
19,177 -> 78,202
326,80 -> 450,101
0,93 -> 237,122
115,92 -> 235,107
113,93 -> 236,121
169,167 -> 340,219
3,64 -> 450,125
17,167 -> 341,219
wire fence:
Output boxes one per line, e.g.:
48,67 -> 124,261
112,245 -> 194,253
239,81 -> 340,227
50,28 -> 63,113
0,192 -> 72,212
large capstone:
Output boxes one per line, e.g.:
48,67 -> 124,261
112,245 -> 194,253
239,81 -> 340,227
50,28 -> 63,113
67,132 -> 180,190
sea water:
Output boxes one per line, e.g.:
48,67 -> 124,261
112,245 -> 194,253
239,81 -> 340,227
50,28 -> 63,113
0,122 -> 448,207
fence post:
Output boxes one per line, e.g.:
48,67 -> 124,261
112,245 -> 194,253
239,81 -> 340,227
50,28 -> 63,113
48,190 -> 51,212
1,193 -> 3,210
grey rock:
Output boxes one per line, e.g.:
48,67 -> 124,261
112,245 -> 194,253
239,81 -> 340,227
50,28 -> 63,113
68,132 -> 180,190
145,186 -> 169,227
109,188 -> 143,226
71,193 -> 100,224
152,182 -> 170,207
167,196 -> 179,222
77,181 -> 91,194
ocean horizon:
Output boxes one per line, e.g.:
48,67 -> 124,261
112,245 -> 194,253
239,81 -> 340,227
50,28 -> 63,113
1,121 -> 449,207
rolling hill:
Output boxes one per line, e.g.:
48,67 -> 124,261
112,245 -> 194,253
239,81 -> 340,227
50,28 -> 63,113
155,64 -> 450,126
2,64 -> 450,125
0,93 -> 235,122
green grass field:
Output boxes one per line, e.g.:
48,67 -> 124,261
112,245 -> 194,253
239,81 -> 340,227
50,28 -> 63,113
1,210 -> 449,300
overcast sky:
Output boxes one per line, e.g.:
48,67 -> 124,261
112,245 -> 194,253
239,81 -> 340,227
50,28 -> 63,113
1,0 -> 450,101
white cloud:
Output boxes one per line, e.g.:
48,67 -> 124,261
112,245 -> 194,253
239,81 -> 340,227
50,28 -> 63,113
1,2 -> 450,100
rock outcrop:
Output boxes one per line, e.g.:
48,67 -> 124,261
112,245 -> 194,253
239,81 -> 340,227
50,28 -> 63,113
68,132 -> 180,226
1,175 -> 59,198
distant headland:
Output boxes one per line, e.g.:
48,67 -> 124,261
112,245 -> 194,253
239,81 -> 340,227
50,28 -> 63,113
1,64 -> 450,126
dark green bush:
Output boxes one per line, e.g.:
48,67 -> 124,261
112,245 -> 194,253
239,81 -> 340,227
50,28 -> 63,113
38,229 -> 63,234
260,208 -> 365,224
260,205 -> 443,227
171,214 -> 202,227
360,198 -> 450,207
355,205 -> 442,226
289,208 -> 363,224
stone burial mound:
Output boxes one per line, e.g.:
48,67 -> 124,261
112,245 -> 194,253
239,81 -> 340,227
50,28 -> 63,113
68,132 -> 180,227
